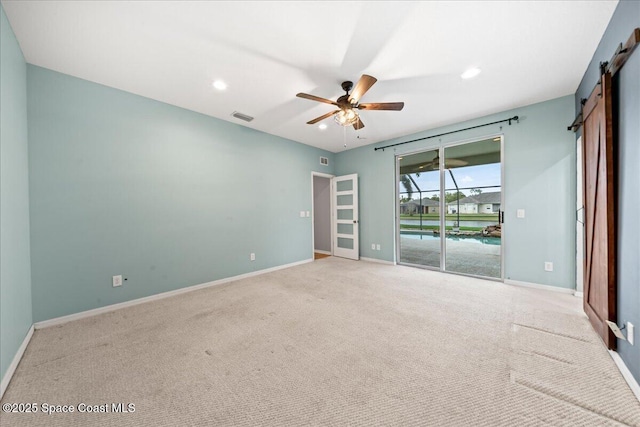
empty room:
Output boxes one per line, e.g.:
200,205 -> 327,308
1,1 -> 639,426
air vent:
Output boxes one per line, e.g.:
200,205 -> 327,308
231,111 -> 254,122
320,156 -> 329,166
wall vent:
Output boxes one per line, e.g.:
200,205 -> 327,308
320,156 -> 329,166
231,111 -> 254,122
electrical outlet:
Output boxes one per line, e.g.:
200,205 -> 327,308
376,244 -> 381,251
250,253 -> 255,261
544,262 -> 553,272
628,322 -> 635,345
517,209 -> 525,218
112,275 -> 122,287
299,211 -> 305,218
371,243 -> 375,250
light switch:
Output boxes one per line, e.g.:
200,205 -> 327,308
306,211 -> 310,217
300,211 -> 305,218
517,209 -> 525,218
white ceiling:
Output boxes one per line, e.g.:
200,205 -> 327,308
2,1 -> 618,153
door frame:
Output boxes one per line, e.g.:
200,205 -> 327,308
576,135 -> 584,295
395,132 -> 505,280
311,171 -> 335,258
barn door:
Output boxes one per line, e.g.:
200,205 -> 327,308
582,72 -> 616,349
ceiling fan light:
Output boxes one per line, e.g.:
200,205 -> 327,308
334,108 -> 359,126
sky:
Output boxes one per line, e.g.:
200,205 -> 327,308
400,162 -> 501,199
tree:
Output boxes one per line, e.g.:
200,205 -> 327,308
470,188 -> 483,196
445,191 -> 466,203
399,172 -> 420,199
400,175 -> 414,199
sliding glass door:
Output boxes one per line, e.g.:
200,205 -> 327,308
397,137 -> 503,279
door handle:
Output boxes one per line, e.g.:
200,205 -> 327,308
353,220 -> 358,224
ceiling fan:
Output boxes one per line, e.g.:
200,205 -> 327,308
296,74 -> 404,130
420,150 -> 468,170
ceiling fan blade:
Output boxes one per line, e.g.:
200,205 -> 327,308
425,158 -> 468,170
296,93 -> 339,106
353,117 -> 365,130
358,102 -> 404,111
416,162 -> 433,170
307,110 -> 340,125
348,74 -> 377,104
444,159 -> 468,167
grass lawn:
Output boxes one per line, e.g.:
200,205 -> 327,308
399,213 -> 499,221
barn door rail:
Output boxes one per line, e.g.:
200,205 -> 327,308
568,28 -> 640,132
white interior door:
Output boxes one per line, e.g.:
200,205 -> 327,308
333,174 -> 359,260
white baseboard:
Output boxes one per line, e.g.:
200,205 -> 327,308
609,350 -> 640,402
314,250 -> 331,255
504,279 -> 575,294
360,257 -> 395,265
1,324 -> 34,400
35,258 -> 313,330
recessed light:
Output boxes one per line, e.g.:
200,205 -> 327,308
318,123 -> 327,130
461,67 -> 481,79
213,80 -> 227,91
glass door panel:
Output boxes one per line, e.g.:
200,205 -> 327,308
443,139 -> 502,278
398,150 -> 441,268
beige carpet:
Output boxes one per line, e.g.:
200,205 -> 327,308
1,257 -> 639,426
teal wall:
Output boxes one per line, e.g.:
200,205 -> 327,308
575,0 -> 639,382
0,7 -> 33,381
27,65 -> 334,322
335,96 -> 576,289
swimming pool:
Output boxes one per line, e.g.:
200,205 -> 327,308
400,231 -> 501,246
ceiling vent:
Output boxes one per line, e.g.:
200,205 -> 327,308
231,111 -> 254,122
320,156 -> 329,166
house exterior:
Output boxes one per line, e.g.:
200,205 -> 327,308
400,198 -> 439,214
447,191 -> 501,214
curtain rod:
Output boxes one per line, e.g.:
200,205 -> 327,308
374,116 -> 519,151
